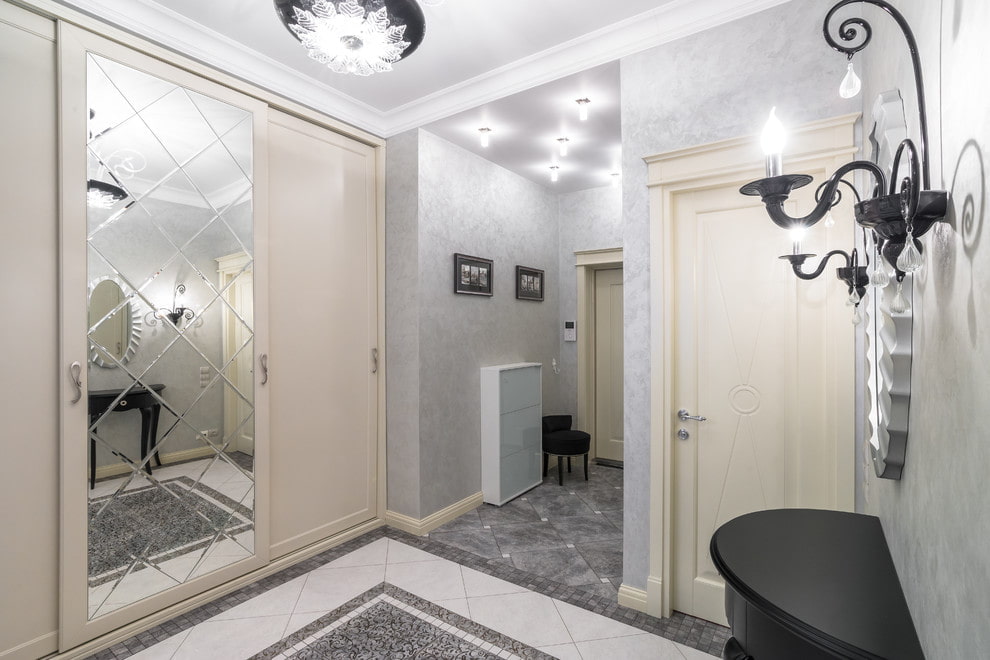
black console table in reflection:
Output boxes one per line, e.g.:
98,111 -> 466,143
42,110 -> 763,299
711,509 -> 924,660
88,383 -> 166,489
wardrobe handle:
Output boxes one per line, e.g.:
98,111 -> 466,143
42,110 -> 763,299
371,348 -> 379,374
260,354 -> 268,385
69,361 -> 83,404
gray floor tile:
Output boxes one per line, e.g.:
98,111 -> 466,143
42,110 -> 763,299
529,493 -> 597,519
476,499 -> 540,526
549,515 -> 622,544
600,509 -> 623,531
430,510 -> 483,534
428,527 -> 503,559
576,581 -> 619,600
490,521 -> 566,554
575,540 -> 623,578
575,486 -> 624,511
508,547 -> 600,587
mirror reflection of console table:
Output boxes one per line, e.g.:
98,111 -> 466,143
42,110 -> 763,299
711,509 -> 924,660
88,384 -> 166,489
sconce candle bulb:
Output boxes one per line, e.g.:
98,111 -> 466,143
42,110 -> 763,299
478,127 -> 492,148
576,98 -> 591,121
761,107 -> 786,177
549,165 -> 560,183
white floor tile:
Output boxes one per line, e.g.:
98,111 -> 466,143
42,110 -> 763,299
285,609 -> 330,636
171,614 -> 290,660
537,642 -> 584,660
553,599 -> 643,642
676,642 -> 719,658
128,629 -> 190,660
467,592 -> 573,648
292,564 -> 385,614
576,633 -> 686,659
323,537 -> 388,569
386,539 -> 441,564
460,566 -> 528,598
436,597 -> 471,618
210,575 -> 307,621
386,559 -> 466,602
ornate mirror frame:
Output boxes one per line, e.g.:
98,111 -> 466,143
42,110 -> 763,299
864,90 -> 913,480
87,275 -> 142,368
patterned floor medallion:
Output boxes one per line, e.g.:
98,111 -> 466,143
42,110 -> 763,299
251,584 -> 554,660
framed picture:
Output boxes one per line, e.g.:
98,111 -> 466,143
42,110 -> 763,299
454,253 -> 493,296
515,265 -> 544,301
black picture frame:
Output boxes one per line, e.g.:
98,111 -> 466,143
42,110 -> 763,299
454,253 -> 493,296
515,265 -> 544,301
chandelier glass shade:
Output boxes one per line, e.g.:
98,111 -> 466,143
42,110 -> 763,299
274,0 -> 425,76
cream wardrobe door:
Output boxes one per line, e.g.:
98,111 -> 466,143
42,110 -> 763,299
268,110 -> 380,558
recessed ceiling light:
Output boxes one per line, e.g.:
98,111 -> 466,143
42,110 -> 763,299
550,165 -> 560,183
478,127 -> 492,147
557,137 -> 570,157
576,98 -> 591,121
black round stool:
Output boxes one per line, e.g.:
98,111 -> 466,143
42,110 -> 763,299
542,414 -> 591,486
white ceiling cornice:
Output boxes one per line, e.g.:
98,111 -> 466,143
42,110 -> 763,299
55,0 -> 790,138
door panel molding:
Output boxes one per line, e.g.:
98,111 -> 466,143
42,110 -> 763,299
644,114 -> 859,620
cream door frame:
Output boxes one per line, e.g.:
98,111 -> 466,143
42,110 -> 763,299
645,114 -> 859,618
576,247 -> 623,452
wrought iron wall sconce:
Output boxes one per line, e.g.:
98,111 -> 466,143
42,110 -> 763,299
145,284 -> 197,327
740,0 -> 948,321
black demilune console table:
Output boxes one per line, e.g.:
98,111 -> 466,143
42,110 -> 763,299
88,383 -> 166,489
711,509 -> 924,659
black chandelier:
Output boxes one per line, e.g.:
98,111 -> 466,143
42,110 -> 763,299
273,0 -> 426,76
740,0 -> 947,319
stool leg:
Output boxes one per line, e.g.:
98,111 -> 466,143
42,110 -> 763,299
557,456 -> 564,486
584,453 -> 589,481
567,456 -> 572,473
543,452 -> 549,478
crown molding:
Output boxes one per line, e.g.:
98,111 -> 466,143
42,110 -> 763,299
51,0 -> 790,138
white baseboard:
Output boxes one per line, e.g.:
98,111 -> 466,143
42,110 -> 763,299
0,631 -> 57,660
95,446 -> 216,480
617,583 -> 649,612
385,492 -> 483,536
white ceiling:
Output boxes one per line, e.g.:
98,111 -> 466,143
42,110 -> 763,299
59,0 -> 789,192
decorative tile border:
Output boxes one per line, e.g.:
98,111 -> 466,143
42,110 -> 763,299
86,526 -> 729,659
249,584 -> 554,660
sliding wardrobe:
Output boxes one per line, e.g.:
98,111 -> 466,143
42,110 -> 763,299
0,2 -> 384,656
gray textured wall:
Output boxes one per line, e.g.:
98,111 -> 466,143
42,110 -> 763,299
556,185 -> 623,416
861,0 -> 990,656
385,130 -> 422,518
386,130 -> 562,518
619,0 -> 859,590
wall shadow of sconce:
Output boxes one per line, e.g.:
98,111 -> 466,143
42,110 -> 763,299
144,284 -> 198,328
740,0 -> 949,325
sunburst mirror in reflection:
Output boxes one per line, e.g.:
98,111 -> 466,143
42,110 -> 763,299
85,53 -> 256,619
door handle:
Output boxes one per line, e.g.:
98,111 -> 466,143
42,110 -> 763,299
677,409 -> 707,422
69,361 -> 83,404
259,354 -> 268,385
371,348 -> 378,374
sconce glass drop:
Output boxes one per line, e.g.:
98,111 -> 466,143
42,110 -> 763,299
839,61 -> 862,99
852,305 -> 863,325
897,234 -> 924,273
869,262 -> 890,288
890,281 -> 910,314
847,289 -> 861,306
824,210 -> 836,228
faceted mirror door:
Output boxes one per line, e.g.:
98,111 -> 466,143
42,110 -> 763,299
85,53 -> 256,618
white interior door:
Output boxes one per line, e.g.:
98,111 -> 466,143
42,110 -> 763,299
670,180 -> 853,624
268,109 -> 379,558
594,268 -> 624,463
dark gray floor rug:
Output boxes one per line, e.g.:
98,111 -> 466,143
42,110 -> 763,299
250,584 -> 555,660
88,476 -> 252,585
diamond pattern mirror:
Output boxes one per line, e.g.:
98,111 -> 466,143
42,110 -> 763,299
86,53 -> 256,618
